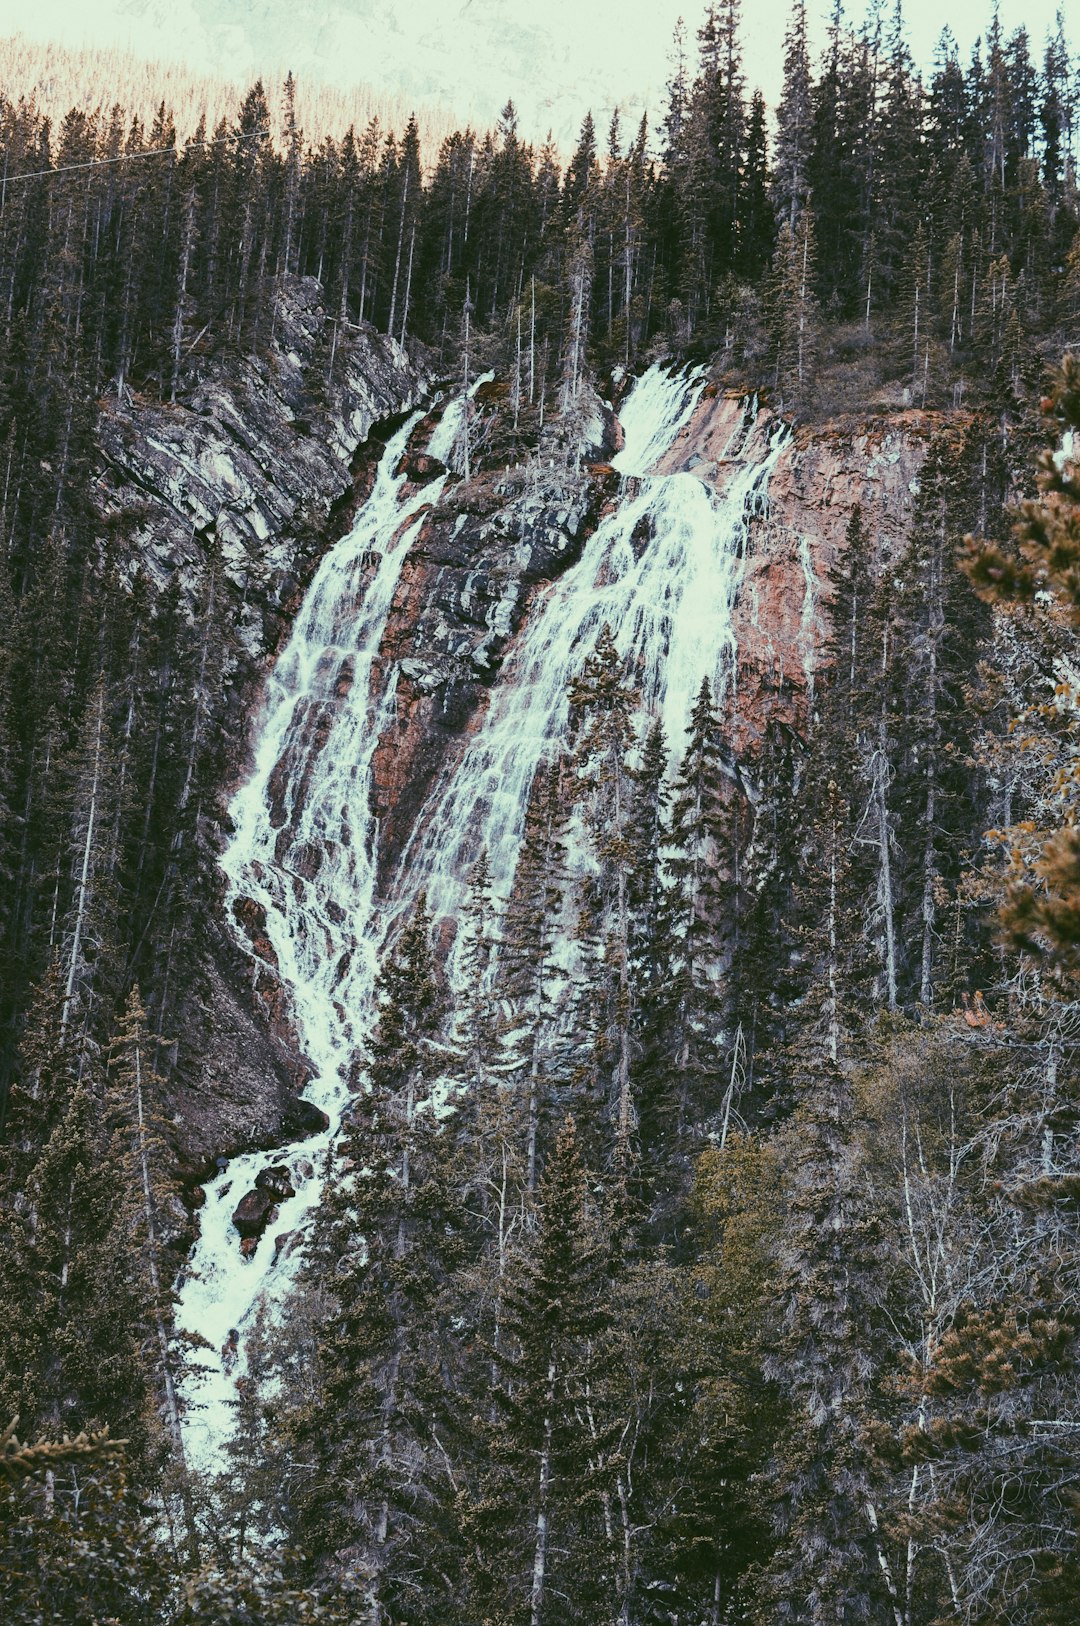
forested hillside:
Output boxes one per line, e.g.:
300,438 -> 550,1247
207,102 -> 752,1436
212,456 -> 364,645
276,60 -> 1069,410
2,2 -> 1080,1623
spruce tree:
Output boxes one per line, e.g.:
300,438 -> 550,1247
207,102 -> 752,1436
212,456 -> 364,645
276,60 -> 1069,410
567,625 -> 640,1169
764,1053 -> 897,1626
772,0 -> 813,230
766,207 -> 821,414
464,1117 -> 615,1626
498,759 -> 572,1192
279,897 -> 465,1620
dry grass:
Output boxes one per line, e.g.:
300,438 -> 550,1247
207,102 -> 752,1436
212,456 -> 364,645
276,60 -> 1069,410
0,31 -> 462,158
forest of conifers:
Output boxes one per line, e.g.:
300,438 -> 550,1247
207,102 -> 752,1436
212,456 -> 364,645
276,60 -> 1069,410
3,0 -> 1080,1621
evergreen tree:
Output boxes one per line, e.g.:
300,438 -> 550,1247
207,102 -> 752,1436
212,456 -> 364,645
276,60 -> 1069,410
567,626 -> 640,1168
498,759 -> 572,1192
278,897 -> 465,1619
662,677 -> 729,1133
772,0 -> 813,230
763,1053 -> 897,1625
766,207 -> 821,413
464,1117 -> 615,1626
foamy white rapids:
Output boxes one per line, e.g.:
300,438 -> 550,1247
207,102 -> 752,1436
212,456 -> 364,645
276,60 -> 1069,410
177,408 -> 447,1476
176,362 -> 787,1478
401,364 -> 789,940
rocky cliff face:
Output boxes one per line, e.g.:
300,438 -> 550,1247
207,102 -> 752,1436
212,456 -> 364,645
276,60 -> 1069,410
91,276 -> 431,1176
371,417 -> 619,870
120,329 -> 942,1174
363,381 -> 940,889
657,389 -> 939,746
96,274 -> 434,658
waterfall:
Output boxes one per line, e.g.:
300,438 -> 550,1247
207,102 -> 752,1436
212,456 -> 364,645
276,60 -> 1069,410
403,371 -> 788,935
176,410 -> 446,1475
175,364 -> 787,1476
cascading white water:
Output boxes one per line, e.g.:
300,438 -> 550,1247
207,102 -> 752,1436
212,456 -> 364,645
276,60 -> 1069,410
402,369 -> 789,931
175,363 -> 787,1477
176,409 -> 448,1475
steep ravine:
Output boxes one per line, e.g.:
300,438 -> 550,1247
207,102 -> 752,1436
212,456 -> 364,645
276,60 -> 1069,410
174,361 -> 942,1475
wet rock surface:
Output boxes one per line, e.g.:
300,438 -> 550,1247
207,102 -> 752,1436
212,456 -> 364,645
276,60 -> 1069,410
656,389 -> 938,747
359,384 -> 938,884
152,336 -> 940,1178
232,1187 -> 278,1238
370,458 -> 618,870
255,1164 -> 297,1201
89,277 -> 430,1172
282,1097 -> 332,1138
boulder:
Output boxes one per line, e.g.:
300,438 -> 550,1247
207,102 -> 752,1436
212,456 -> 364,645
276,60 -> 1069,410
272,1230 -> 298,1264
396,449 -> 444,482
255,1163 -> 296,1202
232,1187 -> 276,1238
282,1096 -> 331,1138
239,1236 -> 260,1259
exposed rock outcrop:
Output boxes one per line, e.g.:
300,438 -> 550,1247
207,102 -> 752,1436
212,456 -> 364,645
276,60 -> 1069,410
255,1164 -> 297,1202
360,382 -> 939,881
282,1098 -> 331,1138
134,322 -> 942,1174
96,275 -> 434,659
232,1187 -> 278,1239
90,276 -> 431,1171
657,389 -> 939,747
368,404 -> 621,869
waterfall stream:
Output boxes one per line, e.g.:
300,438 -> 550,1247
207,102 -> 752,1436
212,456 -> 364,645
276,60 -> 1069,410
405,379 -> 789,930
176,365 -> 788,1477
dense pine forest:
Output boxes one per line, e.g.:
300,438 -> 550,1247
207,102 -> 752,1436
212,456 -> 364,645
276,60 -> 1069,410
4,1 -> 1080,1622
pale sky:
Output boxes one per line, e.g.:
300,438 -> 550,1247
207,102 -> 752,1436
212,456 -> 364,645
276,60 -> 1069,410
0,0 -> 1073,147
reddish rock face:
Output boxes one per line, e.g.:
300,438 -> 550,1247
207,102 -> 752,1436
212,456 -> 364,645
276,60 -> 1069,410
395,449 -> 445,482
359,392 -> 941,892
657,393 -> 938,749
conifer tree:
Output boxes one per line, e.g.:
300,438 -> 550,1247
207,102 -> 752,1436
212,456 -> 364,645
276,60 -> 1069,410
499,759 -> 571,1192
680,1133 -> 783,1622
772,0 -> 813,230
465,1117 -> 615,1626
964,355 -> 1080,970
766,207 -> 821,413
740,89 -> 775,280
764,1053 -> 898,1626
104,986 -> 193,1510
568,626 -> 640,1167
662,678 -> 732,1138
0,1434 -> 172,1624
891,432 -> 986,1008
279,897 -> 465,1620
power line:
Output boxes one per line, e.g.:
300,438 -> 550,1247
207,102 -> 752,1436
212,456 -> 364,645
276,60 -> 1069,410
0,124 -> 271,185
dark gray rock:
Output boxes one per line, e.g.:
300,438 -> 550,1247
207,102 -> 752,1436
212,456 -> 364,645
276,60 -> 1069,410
95,275 -> 431,660
232,1187 -> 276,1239
93,277 -> 429,1174
283,1097 -> 331,1138
255,1164 -> 296,1201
